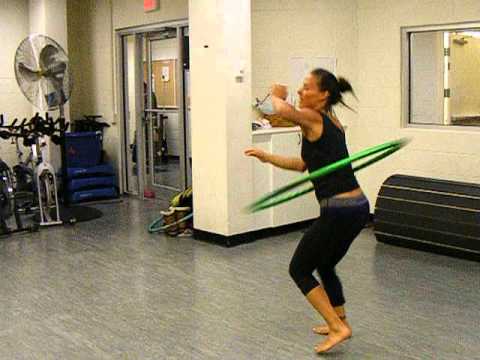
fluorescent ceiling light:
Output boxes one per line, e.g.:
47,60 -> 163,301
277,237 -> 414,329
458,31 -> 480,38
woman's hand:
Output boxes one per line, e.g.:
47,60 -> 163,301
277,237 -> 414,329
244,148 -> 270,163
271,84 -> 288,100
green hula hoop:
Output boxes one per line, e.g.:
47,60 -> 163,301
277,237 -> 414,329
148,213 -> 193,233
247,138 -> 410,213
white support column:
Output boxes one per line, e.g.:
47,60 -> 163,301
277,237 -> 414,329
29,0 -> 68,53
189,0 -> 253,236
29,0 -> 69,170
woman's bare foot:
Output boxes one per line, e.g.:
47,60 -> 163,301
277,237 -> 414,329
312,317 -> 351,336
314,323 -> 352,353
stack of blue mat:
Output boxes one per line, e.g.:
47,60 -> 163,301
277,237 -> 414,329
65,132 -> 118,203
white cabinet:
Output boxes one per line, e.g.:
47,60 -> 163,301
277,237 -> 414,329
251,129 -> 319,231
251,134 -> 273,231
271,132 -> 319,226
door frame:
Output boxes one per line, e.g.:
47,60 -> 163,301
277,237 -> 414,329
116,19 -> 188,198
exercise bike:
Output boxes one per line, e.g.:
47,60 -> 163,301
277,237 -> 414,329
0,116 -> 38,236
1,113 -> 66,227
28,113 -> 66,226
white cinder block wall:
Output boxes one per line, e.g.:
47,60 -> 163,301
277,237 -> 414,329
252,0 -> 359,129
352,0 -> 480,207
0,0 -> 32,166
0,0 -> 69,169
67,0 -> 117,167
111,0 -> 188,30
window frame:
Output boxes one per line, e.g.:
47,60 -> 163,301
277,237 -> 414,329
401,21 -> 480,130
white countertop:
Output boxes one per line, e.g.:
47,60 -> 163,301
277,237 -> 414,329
252,124 -> 348,136
252,126 -> 301,135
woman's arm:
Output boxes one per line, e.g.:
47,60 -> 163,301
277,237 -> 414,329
270,84 -> 321,129
245,148 -> 306,172
271,95 -> 319,129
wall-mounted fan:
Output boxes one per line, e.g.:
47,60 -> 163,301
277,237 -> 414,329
14,34 -> 72,115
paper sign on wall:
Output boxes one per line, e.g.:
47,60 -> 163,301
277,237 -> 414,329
162,66 -> 169,82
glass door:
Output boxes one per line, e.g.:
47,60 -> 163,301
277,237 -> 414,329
119,24 -> 190,199
144,27 -> 188,196
122,34 -> 145,196
182,27 -> 192,188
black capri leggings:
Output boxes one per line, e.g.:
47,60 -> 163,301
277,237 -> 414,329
289,194 -> 370,307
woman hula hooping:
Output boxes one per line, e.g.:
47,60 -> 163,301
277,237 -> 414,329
245,69 -> 370,354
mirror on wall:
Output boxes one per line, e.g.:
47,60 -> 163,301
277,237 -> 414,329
403,24 -> 480,127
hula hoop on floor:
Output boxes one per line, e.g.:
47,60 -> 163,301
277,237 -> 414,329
247,138 -> 410,213
148,213 -> 193,234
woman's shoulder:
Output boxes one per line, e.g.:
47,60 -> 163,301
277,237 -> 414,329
323,112 -> 345,133
299,107 -> 324,122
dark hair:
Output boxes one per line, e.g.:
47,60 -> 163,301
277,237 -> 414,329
311,68 -> 356,112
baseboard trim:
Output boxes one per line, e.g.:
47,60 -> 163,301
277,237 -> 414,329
365,212 -> 374,228
194,219 -> 315,247
194,212 -> 376,248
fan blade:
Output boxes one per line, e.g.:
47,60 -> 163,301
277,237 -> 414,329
39,44 -> 59,70
18,62 -> 41,82
43,61 -> 67,78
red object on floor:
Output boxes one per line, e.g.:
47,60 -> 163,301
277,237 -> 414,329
144,189 -> 156,198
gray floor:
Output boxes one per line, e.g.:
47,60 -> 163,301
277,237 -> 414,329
130,158 -> 184,202
154,158 -> 181,190
1,198 -> 479,359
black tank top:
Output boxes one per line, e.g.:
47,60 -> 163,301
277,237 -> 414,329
301,113 -> 359,201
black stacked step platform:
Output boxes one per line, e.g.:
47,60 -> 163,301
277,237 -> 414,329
374,174 -> 480,261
